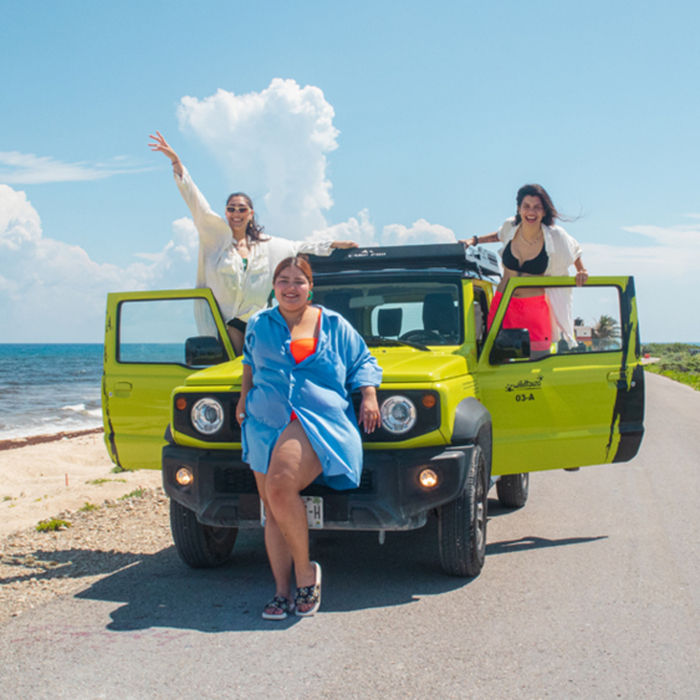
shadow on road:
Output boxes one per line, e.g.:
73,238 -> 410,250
74,518 -> 475,632
486,534 -> 608,556
9,499 -> 611,633
485,498 -> 609,554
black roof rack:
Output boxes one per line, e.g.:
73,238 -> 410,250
307,243 -> 501,278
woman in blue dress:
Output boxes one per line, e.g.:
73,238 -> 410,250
236,255 -> 382,618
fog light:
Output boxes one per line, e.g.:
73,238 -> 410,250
418,468 -> 439,489
175,467 -> 194,486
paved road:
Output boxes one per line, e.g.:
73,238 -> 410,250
1,372 -> 698,699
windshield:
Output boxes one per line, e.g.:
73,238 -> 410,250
312,279 -> 462,346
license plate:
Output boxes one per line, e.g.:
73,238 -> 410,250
260,496 -> 323,529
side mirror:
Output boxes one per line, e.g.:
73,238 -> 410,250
185,336 -> 226,366
490,328 -> 530,363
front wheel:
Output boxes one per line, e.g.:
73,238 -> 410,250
496,473 -> 529,509
169,499 -> 238,568
437,444 -> 489,577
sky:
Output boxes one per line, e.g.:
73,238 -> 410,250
1,0 -> 698,343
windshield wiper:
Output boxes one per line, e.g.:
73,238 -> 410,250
363,335 -> 430,352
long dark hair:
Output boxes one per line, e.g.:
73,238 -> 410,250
514,184 -> 560,227
226,192 -> 268,242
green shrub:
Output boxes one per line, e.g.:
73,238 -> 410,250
645,365 -> 700,391
642,343 -> 700,392
118,488 -> 145,500
36,518 -> 72,532
86,477 -> 127,485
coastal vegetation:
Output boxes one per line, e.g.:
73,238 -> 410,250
642,342 -> 700,391
36,518 -> 71,532
85,477 -> 126,485
119,488 -> 145,500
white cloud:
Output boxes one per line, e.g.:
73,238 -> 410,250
0,185 -> 42,249
586,220 -> 700,277
177,79 -> 339,240
0,186 -> 197,341
310,209 -> 377,246
621,222 -> 699,250
134,217 -> 198,266
176,80 -> 464,252
2,81 -> 698,343
380,218 -> 457,246
0,151 -> 150,184
582,223 -> 700,341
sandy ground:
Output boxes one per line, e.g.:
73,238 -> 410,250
0,430 -> 162,537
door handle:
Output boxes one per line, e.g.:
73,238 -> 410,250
607,371 -> 636,389
113,381 -> 133,396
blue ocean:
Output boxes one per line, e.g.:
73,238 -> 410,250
0,344 -> 104,440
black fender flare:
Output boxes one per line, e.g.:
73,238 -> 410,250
452,397 -> 492,469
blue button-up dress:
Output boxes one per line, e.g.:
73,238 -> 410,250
241,305 -> 382,490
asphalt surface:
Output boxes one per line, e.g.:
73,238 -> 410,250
1,372 -> 698,699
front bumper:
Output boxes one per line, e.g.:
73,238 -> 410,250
162,443 -> 474,531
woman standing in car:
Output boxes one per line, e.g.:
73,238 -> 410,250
463,184 -> 588,350
149,132 -> 357,353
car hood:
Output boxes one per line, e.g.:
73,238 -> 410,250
183,349 -> 466,387
184,359 -> 244,387
370,348 -> 466,382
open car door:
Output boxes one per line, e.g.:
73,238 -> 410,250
477,276 -> 644,475
102,289 -> 235,470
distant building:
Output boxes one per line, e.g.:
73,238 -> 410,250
575,325 -> 593,348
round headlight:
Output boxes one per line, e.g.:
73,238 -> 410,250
191,397 -> 225,435
380,395 -> 417,435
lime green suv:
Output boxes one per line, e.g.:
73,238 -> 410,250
102,244 -> 644,577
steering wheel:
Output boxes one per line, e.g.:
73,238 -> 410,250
399,329 -> 443,344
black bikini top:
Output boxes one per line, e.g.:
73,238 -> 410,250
502,240 -> 548,274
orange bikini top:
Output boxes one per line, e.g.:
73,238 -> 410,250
289,309 -> 321,363
290,337 -> 318,363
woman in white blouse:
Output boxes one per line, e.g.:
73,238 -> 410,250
149,132 -> 357,353
462,184 -> 588,351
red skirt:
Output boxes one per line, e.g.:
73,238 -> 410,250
487,291 -> 552,352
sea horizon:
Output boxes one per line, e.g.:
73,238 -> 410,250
0,344 -> 104,441
0,340 -> 697,442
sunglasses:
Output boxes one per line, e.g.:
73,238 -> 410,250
227,206 -> 250,213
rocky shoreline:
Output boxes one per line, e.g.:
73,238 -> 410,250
0,487 -> 171,625
0,427 -> 105,452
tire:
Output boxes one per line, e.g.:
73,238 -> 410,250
438,444 -> 489,578
496,473 -> 529,509
169,499 -> 238,568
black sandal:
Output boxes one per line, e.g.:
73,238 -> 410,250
262,595 -> 294,620
295,561 -> 322,617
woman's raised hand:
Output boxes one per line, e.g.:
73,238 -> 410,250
148,131 -> 183,175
